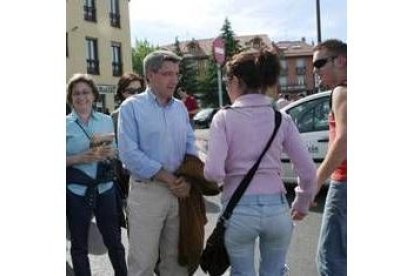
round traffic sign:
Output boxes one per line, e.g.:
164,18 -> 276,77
212,37 -> 225,65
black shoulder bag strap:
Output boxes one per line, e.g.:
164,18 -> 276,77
73,119 -> 115,183
220,108 -> 282,223
75,119 -> 92,140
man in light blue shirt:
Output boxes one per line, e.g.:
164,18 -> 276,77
118,50 -> 197,275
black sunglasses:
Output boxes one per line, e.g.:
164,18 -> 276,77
124,87 -> 143,95
313,56 -> 337,69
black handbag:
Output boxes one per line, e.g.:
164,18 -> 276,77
200,108 -> 282,275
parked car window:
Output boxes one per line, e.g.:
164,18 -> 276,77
314,99 -> 330,131
286,96 -> 329,133
297,108 -> 314,133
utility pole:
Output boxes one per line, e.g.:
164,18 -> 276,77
216,64 -> 223,107
314,0 -> 322,93
316,0 -> 322,43
212,37 -> 225,107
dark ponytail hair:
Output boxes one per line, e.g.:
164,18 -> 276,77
225,49 -> 280,94
256,50 -> 280,90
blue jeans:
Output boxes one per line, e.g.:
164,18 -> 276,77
223,194 -> 293,276
316,181 -> 347,276
67,186 -> 127,276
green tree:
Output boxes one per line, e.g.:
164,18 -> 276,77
220,17 -> 242,60
131,39 -> 157,76
197,18 -> 242,107
197,59 -> 230,107
173,37 -> 199,96
179,57 -> 199,95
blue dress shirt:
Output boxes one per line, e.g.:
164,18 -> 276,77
118,88 -> 197,181
66,110 -> 115,195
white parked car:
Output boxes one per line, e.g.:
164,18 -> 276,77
280,91 -> 331,184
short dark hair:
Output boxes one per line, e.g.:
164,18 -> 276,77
115,72 -> 145,102
314,39 -> 347,57
66,73 -> 99,105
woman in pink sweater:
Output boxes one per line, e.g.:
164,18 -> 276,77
204,49 -> 316,276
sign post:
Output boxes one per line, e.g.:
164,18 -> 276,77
212,37 -> 225,107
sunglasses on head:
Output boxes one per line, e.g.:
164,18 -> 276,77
313,56 -> 337,69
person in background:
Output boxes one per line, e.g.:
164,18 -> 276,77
177,87 -> 199,128
112,72 -> 146,143
66,73 -> 127,276
290,93 -> 304,102
204,49 -> 316,275
312,39 -> 347,276
111,72 -> 145,200
276,94 -> 291,109
118,50 -> 197,275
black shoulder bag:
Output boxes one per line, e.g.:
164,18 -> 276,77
200,108 -> 282,276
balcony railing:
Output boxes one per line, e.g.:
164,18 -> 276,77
296,67 -> 307,75
110,12 -> 121,28
112,62 -> 123,76
87,59 -> 100,75
84,6 -> 96,22
279,81 -> 307,92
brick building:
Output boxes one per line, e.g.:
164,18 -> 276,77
163,35 -> 316,99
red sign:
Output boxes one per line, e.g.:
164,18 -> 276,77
212,37 -> 225,65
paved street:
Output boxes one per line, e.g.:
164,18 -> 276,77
67,129 -> 326,275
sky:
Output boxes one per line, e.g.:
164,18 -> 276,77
129,0 -> 347,47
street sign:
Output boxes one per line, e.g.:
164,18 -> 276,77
212,37 -> 225,65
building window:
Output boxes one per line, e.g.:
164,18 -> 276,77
280,59 -> 287,76
296,58 -> 306,75
251,36 -> 263,49
111,42 -> 122,76
279,76 -> 287,87
296,58 -> 305,67
86,38 -> 99,75
187,40 -> 198,54
95,94 -> 107,113
84,0 -> 96,22
188,46 -> 196,55
297,75 -> 305,86
109,0 -> 120,28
